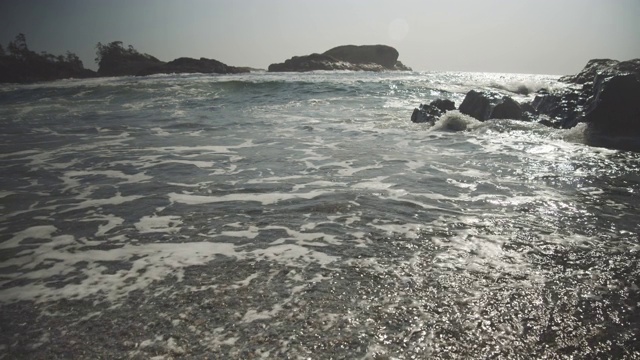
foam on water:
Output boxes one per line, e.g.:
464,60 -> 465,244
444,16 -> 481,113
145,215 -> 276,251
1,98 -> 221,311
1,71 -> 639,358
430,110 -> 482,132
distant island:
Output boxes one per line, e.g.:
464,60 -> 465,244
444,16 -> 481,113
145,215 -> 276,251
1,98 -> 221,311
268,45 -> 411,72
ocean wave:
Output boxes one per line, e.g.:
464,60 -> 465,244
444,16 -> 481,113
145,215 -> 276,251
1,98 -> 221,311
430,110 -> 482,132
489,79 -> 564,95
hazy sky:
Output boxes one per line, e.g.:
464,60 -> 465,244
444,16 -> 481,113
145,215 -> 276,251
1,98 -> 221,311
1,0 -> 639,74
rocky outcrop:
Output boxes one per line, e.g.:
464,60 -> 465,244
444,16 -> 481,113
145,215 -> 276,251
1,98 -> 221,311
268,45 -> 411,72
583,74 -> 640,137
268,53 -> 359,72
0,34 -> 96,83
411,99 -> 455,123
530,88 -> 586,128
411,57 -> 640,151
411,91 -> 526,124
458,90 -> 525,121
136,57 -> 249,76
96,41 -> 249,77
323,45 -> 410,70
96,42 -> 165,77
0,56 -> 96,83
532,58 -> 640,135
559,58 -> 640,84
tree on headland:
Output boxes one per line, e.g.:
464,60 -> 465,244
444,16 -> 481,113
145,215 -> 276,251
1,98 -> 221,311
6,33 -> 32,59
95,41 -> 160,63
94,41 -> 162,76
0,33 -> 95,83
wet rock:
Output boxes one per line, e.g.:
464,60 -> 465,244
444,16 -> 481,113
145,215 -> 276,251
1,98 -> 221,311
431,99 -> 456,112
559,58 -> 640,84
458,90 -> 524,121
584,74 -> 640,137
491,96 -> 523,120
411,99 -> 455,124
458,90 -> 500,121
519,102 -> 537,122
531,89 -> 586,128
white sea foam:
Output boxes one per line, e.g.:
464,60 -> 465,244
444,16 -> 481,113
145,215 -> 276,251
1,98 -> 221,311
60,193 -> 144,213
430,110 -> 482,132
169,189 -> 331,206
135,215 -> 183,234
2,70 -> 637,357
0,231 -> 339,304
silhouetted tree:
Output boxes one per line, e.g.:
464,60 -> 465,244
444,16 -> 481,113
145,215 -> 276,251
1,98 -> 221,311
1,33 -> 94,83
7,33 -> 29,58
95,41 -> 158,64
65,51 -> 82,67
0,44 -> 5,57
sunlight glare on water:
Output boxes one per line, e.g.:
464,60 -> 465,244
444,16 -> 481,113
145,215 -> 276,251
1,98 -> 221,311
0,71 -> 639,358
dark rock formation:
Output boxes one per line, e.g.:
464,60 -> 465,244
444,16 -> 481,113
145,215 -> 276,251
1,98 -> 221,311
531,58 -> 640,133
96,42 -> 164,77
324,45 -> 410,70
0,34 -> 96,83
517,58 -> 640,150
491,96 -> 523,120
268,45 -> 411,72
411,99 -> 455,123
559,58 -> 640,84
458,90 -> 499,121
584,74 -> 640,137
530,89 -> 587,128
0,56 -> 96,83
268,53 -> 359,72
431,99 -> 456,113
136,57 -> 249,76
458,90 -> 524,121
96,42 -> 249,77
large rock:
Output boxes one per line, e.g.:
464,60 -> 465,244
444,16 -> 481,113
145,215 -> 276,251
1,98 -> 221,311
0,56 -> 96,83
268,53 -> 364,72
491,96 -> 523,120
530,89 -> 586,128
137,57 -> 249,76
268,45 -> 411,72
411,99 -> 455,124
531,58 -> 640,132
98,52 -> 164,77
458,90 -> 524,121
323,45 -> 407,69
559,58 -> 640,84
584,74 -> 640,137
0,34 -> 97,83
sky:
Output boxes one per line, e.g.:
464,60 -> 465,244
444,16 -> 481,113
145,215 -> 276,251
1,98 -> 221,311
0,0 -> 639,75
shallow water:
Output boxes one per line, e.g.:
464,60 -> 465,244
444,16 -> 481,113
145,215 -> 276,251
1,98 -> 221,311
1,71 -> 639,358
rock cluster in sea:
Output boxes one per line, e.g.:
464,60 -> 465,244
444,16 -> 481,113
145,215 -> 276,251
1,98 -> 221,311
412,58 -> 640,151
268,45 -> 411,72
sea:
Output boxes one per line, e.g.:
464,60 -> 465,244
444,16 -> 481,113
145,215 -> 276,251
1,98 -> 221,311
1,71 -> 639,359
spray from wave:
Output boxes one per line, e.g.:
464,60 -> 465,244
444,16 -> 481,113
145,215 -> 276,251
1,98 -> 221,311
430,110 -> 482,132
489,79 -> 567,96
